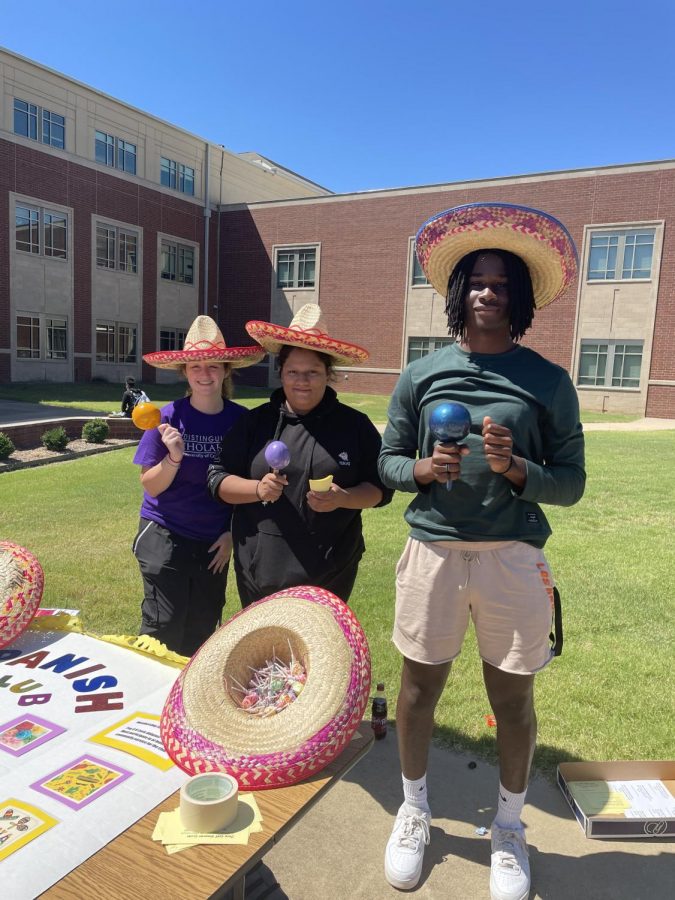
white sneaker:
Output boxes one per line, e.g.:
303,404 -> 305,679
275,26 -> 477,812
384,802 -> 431,891
490,824 -> 530,900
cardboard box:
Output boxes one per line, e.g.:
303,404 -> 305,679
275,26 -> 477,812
557,760 -> 675,839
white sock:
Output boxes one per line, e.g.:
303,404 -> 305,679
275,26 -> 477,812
494,783 -> 526,829
402,773 -> 429,811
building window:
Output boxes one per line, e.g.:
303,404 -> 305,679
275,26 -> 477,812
95,130 -> 137,174
577,340 -> 643,389
96,224 -> 138,273
16,315 -> 40,358
587,229 -> 655,281
16,314 -> 67,360
407,337 -> 452,363
15,205 -> 67,259
96,322 -> 137,363
160,157 -> 195,195
411,249 -> 429,286
160,241 -> 194,284
14,98 -> 65,149
160,327 -> 188,351
276,248 -> 316,288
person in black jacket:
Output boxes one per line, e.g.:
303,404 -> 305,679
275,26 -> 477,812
207,304 -> 392,607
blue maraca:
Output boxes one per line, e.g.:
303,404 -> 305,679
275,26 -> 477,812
429,402 -> 471,491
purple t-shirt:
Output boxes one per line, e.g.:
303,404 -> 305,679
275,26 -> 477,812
133,396 -> 246,542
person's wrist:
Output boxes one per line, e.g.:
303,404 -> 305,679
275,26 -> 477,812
165,454 -> 182,467
502,456 -> 514,475
255,480 -> 263,501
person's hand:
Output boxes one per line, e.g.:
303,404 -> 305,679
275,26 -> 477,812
257,472 -> 288,503
208,531 -> 232,574
158,423 -> 184,463
482,416 -> 513,473
306,483 -> 347,512
414,442 -> 470,485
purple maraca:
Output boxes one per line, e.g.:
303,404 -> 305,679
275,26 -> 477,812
429,402 -> 471,491
265,440 -> 291,472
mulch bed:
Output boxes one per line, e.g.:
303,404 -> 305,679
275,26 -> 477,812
0,438 -> 138,473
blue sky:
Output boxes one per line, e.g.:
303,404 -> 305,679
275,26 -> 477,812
3,0 -> 674,193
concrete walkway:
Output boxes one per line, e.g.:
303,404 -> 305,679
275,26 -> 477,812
0,398 -> 102,425
262,727 -> 673,899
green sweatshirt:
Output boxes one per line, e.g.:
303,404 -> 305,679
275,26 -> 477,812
377,342 -> 586,548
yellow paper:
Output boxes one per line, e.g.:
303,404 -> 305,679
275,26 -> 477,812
567,781 -> 632,816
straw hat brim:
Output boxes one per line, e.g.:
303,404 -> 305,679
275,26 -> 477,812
160,586 -> 371,789
416,203 -> 578,310
143,347 -> 266,370
245,321 -> 369,367
0,542 -> 45,650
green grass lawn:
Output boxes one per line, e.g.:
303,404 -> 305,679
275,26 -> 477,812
0,381 -> 643,425
3,431 -> 673,779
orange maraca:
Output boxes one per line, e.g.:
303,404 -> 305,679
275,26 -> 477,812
131,402 -> 161,430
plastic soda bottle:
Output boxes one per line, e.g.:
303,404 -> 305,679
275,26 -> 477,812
371,682 -> 387,740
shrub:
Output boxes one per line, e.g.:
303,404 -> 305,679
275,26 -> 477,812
41,426 -> 69,452
0,432 -> 15,460
82,419 -> 109,443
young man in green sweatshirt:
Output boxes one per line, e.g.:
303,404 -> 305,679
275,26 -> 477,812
378,203 -> 585,900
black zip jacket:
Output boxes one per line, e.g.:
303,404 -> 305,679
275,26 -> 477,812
207,387 -> 392,599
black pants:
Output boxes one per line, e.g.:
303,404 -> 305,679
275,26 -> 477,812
133,518 -> 227,656
234,554 -> 359,608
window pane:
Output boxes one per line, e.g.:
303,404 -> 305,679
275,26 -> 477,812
119,231 -> 138,273
118,325 -> 137,363
182,165 -> 194,195
161,157 -> 175,188
14,98 -> 39,140
178,247 -> 194,284
96,323 -> 115,362
43,110 -> 65,149
588,235 -> 618,280
297,250 -> 316,287
161,242 -> 176,280
95,131 -> 115,166
412,252 -> 428,286
16,206 -> 40,253
96,225 -> 116,268
578,343 -> 608,385
16,315 -> 40,358
408,338 -> 431,363
44,212 -> 67,258
118,139 -> 137,174
160,329 -> 176,351
611,343 -> 642,387
622,232 -> 654,278
46,318 -> 67,359
277,251 -> 293,288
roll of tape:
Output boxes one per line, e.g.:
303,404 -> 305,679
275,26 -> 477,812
179,772 -> 239,833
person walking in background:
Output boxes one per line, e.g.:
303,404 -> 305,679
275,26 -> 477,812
207,304 -> 392,607
132,316 -> 264,656
378,204 -> 586,898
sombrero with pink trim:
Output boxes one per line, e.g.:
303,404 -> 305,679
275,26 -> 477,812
143,315 -> 265,370
416,202 -> 578,309
160,586 -> 371,789
0,542 -> 44,650
246,304 -> 369,366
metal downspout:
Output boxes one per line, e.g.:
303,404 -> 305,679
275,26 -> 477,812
203,141 -> 211,315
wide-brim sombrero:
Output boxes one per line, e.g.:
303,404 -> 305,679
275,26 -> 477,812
143,315 -> 266,370
0,542 -> 45,650
160,586 -> 371,789
246,304 -> 369,366
415,202 -> 578,309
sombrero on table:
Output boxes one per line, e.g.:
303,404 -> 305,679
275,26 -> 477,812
246,304 -> 369,366
415,202 -> 578,309
143,315 -> 265,370
0,542 -> 44,650
161,586 -> 371,789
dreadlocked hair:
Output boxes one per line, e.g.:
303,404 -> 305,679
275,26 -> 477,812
444,248 -> 536,341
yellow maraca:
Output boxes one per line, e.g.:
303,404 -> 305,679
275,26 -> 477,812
131,402 -> 161,430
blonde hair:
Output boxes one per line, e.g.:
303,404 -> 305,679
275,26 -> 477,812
180,363 -> 233,399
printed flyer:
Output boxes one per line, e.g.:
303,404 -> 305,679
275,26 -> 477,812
0,621 -> 186,897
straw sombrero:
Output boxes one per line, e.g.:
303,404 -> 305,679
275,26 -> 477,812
416,202 -> 578,309
160,586 -> 371,789
143,315 -> 265,370
246,304 -> 369,366
0,542 -> 44,650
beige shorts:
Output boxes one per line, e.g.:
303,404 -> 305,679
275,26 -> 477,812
393,537 -> 557,675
